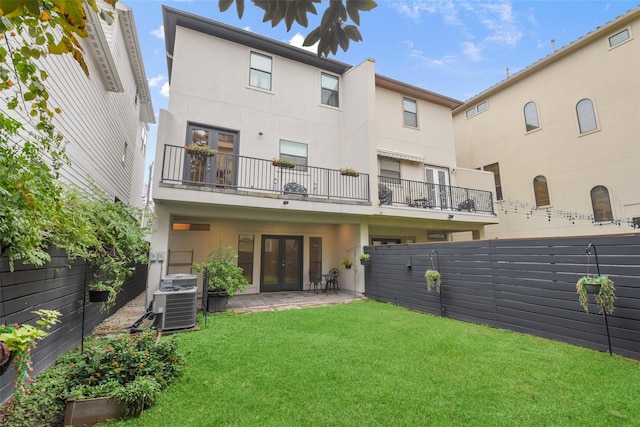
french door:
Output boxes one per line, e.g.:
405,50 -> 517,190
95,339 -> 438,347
425,165 -> 451,209
260,236 -> 303,292
183,123 -> 238,187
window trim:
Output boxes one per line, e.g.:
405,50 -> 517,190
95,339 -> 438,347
465,100 -> 489,119
249,51 -> 273,91
279,139 -> 308,170
379,157 -> 401,183
403,97 -> 418,128
320,72 -> 339,108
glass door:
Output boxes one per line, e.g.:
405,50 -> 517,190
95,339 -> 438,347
425,165 -> 451,209
183,124 -> 238,186
260,236 -> 303,292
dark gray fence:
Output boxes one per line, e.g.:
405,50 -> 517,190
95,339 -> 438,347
364,234 -> 640,360
0,249 -> 147,403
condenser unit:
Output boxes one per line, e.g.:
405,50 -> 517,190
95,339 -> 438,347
152,287 -> 197,331
160,273 -> 197,290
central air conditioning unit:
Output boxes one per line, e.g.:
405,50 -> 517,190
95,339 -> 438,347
160,273 -> 197,290
152,287 -> 197,331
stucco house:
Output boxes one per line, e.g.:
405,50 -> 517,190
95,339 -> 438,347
453,5 -> 640,239
148,7 -> 497,298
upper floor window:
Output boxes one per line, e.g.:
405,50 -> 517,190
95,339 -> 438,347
533,175 -> 550,207
483,162 -> 502,201
249,52 -> 272,90
524,101 -> 540,132
591,186 -> 613,222
609,29 -> 630,47
379,157 -> 401,183
466,100 -> 488,118
576,98 -> 597,134
403,97 -> 417,127
279,139 -> 307,170
321,73 -> 339,107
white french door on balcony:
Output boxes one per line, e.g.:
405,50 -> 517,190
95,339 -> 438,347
184,123 -> 238,186
425,165 -> 450,209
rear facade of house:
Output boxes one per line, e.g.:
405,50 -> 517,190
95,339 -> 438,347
147,7 -> 498,299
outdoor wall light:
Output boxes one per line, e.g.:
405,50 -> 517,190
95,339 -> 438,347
448,214 -> 454,220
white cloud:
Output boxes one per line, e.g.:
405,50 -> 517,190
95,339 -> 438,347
160,82 -> 170,98
404,40 -> 457,67
461,41 -> 482,61
148,75 -> 165,88
150,25 -> 164,40
288,32 -> 317,53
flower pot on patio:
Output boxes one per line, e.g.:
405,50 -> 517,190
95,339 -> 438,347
207,291 -> 230,313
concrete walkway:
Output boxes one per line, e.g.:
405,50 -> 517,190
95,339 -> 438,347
93,290 -> 365,334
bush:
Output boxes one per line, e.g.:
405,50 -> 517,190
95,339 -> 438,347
0,330 -> 183,426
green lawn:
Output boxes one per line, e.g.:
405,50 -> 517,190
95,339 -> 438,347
109,300 -> 640,426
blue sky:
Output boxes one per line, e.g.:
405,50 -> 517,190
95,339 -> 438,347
125,0 -> 640,172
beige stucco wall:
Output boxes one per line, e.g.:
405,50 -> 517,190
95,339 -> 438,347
453,9 -> 640,238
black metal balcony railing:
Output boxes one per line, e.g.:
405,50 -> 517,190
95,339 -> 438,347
161,145 -> 370,202
378,176 -> 494,215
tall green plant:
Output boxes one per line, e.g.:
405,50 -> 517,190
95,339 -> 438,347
193,243 -> 248,297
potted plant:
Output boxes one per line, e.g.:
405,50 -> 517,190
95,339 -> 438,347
89,281 -> 113,303
193,244 -> 249,312
339,167 -> 359,177
183,144 -> 217,157
424,269 -> 442,293
357,253 -> 370,265
271,158 -> 296,168
576,275 -> 616,315
0,310 -> 61,403
341,256 -> 354,269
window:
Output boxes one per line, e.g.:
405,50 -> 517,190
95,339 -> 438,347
403,97 -> 417,127
591,186 -> 613,222
576,98 -> 597,134
249,52 -> 272,90
279,140 -> 307,169
483,162 -> 503,201
379,157 -> 400,182
524,101 -> 540,132
321,73 -> 339,107
609,29 -> 630,47
238,235 -> 254,284
465,101 -> 488,118
309,237 -> 322,283
171,223 -> 210,231
533,175 -> 550,207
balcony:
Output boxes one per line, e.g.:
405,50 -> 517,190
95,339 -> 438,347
378,176 -> 494,215
159,145 -> 494,215
160,145 -> 370,203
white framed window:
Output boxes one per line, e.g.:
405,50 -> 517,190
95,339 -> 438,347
403,97 -> 417,127
609,28 -> 630,48
279,140 -> 307,169
524,101 -> 540,132
249,52 -> 272,90
576,98 -> 597,134
465,100 -> 489,119
380,157 -> 400,182
321,73 -> 339,107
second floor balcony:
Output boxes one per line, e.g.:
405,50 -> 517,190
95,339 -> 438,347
159,144 -> 494,215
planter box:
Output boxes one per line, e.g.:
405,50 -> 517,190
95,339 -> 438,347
64,397 -> 135,426
207,292 -> 230,313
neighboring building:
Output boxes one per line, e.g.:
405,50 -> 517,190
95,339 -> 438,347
8,1 -> 155,206
453,5 -> 640,239
148,7 -> 497,298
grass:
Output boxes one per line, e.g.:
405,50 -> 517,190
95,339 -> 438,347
109,300 -> 640,426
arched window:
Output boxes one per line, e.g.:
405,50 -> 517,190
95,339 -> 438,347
524,102 -> 540,132
533,176 -> 550,207
591,186 -> 613,222
577,99 -> 597,134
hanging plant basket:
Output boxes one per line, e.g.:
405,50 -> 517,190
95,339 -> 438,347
89,289 -> 111,303
424,269 -> 442,293
576,275 -> 616,315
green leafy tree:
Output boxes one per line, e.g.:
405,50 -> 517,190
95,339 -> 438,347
219,0 -> 377,56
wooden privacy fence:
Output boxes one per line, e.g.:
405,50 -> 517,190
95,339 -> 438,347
363,234 -> 640,360
0,249 -> 147,403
